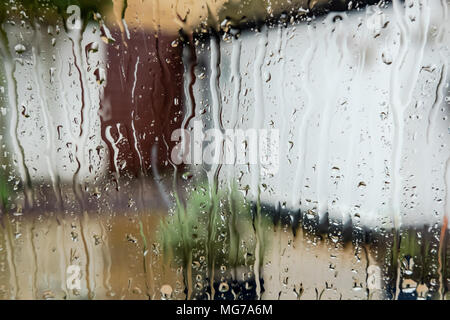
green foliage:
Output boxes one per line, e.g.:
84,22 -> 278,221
0,0 -> 113,24
159,181 -> 269,271
0,172 -> 11,209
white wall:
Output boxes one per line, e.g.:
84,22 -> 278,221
187,1 -> 450,229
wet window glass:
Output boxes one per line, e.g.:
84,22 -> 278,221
0,0 -> 448,300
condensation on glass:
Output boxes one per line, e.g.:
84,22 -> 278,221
0,0 -> 448,300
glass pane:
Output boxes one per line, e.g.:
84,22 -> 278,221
0,0 -> 448,300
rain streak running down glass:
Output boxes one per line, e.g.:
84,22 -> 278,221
0,0 -> 449,300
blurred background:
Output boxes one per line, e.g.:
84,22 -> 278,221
0,0 -> 448,300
